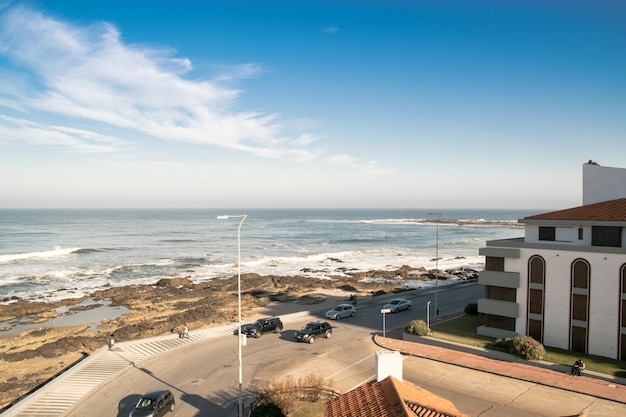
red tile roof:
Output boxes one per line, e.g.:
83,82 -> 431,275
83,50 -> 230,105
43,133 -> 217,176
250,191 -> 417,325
324,376 -> 469,417
524,198 -> 626,222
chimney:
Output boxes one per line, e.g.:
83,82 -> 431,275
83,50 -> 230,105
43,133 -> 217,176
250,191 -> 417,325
375,350 -> 403,381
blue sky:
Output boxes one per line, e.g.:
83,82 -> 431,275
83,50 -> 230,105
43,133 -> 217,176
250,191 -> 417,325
0,1 -> 624,209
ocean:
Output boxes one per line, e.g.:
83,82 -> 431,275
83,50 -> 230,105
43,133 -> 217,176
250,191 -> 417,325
0,208 -> 538,303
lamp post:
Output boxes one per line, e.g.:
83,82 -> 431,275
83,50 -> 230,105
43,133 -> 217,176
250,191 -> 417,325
217,214 -> 247,417
428,213 -> 441,316
381,308 -> 391,337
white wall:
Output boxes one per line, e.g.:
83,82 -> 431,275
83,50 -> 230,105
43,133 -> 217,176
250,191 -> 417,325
516,247 -> 625,359
583,163 -> 626,205
524,225 -> 591,246
505,255 -> 527,335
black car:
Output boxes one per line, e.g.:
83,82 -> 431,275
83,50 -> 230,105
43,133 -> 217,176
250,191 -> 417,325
239,316 -> 283,338
294,320 -> 332,344
129,389 -> 175,417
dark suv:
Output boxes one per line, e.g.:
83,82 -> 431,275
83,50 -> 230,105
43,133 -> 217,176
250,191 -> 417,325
240,316 -> 283,338
294,321 -> 332,344
129,389 -> 175,417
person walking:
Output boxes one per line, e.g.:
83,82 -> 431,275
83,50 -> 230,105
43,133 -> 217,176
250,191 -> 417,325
107,334 -> 115,349
179,324 -> 189,339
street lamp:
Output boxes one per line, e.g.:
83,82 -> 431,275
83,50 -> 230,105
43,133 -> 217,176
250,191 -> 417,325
428,213 -> 441,316
381,308 -> 391,337
217,214 -> 247,417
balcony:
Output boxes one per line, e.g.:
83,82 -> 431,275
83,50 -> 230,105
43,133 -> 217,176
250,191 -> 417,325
478,270 -> 520,289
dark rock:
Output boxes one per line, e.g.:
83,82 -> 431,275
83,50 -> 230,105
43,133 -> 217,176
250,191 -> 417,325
327,257 -> 344,263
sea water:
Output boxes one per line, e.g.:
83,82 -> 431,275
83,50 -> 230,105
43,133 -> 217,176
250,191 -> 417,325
0,208 -> 541,303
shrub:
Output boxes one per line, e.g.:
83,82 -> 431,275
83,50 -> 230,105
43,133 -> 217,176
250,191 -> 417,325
464,302 -> 479,315
405,320 -> 430,336
495,336 -> 545,360
250,403 -> 285,417
510,335 -> 545,360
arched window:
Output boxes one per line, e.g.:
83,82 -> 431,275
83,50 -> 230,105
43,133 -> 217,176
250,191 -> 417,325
527,256 -> 545,342
570,259 -> 590,353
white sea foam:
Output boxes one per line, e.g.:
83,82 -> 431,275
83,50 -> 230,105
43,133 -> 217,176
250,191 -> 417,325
195,248 -> 484,284
0,247 -> 81,264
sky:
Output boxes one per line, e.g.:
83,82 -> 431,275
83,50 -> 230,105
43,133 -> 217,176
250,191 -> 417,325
0,0 -> 624,209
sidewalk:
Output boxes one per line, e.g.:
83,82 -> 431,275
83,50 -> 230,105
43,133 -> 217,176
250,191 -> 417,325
374,313 -> 626,405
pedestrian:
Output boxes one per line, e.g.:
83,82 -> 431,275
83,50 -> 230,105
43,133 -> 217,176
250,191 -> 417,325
571,359 -> 585,376
352,294 -> 357,308
180,324 -> 189,339
107,334 -> 115,349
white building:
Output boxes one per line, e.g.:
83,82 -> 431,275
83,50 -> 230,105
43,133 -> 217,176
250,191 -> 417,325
583,161 -> 626,205
477,162 -> 626,359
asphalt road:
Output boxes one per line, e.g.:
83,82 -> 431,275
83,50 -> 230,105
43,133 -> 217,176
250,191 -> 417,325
64,283 -> 626,417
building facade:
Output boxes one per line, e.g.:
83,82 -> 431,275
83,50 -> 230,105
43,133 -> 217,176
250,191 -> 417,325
583,161 -> 626,205
477,198 -> 626,360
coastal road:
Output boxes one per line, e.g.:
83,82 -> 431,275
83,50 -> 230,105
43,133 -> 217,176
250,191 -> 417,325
64,284 -> 482,417
63,284 -> 626,417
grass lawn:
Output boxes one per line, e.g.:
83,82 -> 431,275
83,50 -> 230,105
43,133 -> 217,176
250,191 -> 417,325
430,315 -> 626,378
291,401 -> 324,417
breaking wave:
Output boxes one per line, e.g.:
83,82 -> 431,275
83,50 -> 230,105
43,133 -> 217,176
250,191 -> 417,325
0,247 -> 81,264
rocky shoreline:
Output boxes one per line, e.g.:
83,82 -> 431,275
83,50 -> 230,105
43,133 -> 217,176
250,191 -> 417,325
0,265 -> 478,409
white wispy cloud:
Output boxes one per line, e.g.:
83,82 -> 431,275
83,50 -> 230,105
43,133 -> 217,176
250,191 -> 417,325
0,115 -> 125,152
0,5 -> 319,159
211,63 -> 267,82
328,154 -> 395,176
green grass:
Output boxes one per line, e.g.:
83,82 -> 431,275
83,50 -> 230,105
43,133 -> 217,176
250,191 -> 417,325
430,315 -> 494,347
291,401 -> 324,417
430,315 -> 626,378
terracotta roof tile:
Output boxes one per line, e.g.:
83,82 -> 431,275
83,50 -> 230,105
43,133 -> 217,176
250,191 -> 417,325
524,198 -> 626,222
324,376 -> 468,417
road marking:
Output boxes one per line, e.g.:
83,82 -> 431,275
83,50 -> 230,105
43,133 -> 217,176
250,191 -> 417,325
325,353 -> 374,381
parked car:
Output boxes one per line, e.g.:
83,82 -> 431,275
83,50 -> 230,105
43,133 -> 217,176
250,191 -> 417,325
325,304 -> 356,320
129,389 -> 175,417
239,316 -> 283,338
294,321 -> 333,344
383,298 -> 412,313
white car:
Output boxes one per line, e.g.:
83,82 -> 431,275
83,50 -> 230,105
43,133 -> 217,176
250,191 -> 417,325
325,304 -> 356,320
383,299 -> 412,313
